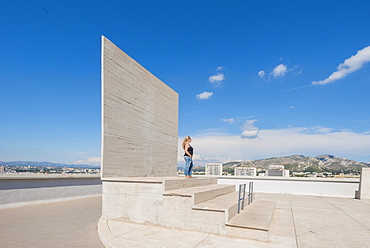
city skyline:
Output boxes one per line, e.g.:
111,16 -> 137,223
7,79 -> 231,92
1,1 -> 370,166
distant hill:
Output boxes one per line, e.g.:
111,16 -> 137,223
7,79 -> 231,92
0,161 -> 99,169
223,154 -> 370,172
5,155 -> 368,172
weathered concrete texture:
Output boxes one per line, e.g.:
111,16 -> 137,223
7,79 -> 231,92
359,167 -> 370,200
5,192 -> 368,248
102,180 -> 164,222
101,177 -> 273,241
0,196 -> 103,248
101,178 -> 234,235
101,177 -> 220,226
101,36 -> 178,178
100,193 -> 370,248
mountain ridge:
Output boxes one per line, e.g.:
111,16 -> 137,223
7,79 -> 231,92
223,154 -> 370,172
0,161 -> 99,169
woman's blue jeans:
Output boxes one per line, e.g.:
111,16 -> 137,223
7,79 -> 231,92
184,156 -> 193,176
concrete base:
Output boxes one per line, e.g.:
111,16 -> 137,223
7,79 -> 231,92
358,167 -> 370,200
98,193 -> 370,247
226,225 -> 269,242
355,190 -> 360,199
98,216 -> 127,248
101,177 -> 222,227
100,176 -> 276,244
226,200 -> 276,242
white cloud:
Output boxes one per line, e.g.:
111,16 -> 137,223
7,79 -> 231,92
259,63 -> 298,80
312,46 -> 370,85
240,120 -> 259,139
178,127 -> 370,165
209,73 -> 224,82
294,67 -> 303,75
271,64 -> 288,78
203,156 -> 234,163
196,91 -> 213,100
258,70 -> 266,78
221,115 -> 253,124
216,66 -> 224,71
192,154 -> 202,161
221,118 -> 236,124
240,130 -> 259,139
208,73 -> 224,87
74,157 -> 101,166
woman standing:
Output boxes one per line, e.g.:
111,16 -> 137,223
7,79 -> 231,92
182,136 -> 193,178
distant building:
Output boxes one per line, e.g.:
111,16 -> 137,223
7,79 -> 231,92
334,173 -> 345,178
234,167 -> 256,176
205,163 -> 222,175
268,165 -> 285,170
266,165 -> 289,177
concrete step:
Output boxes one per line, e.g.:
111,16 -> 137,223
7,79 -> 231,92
164,184 -> 235,204
227,199 -> 275,231
225,200 -> 276,242
193,191 -> 239,221
163,177 -> 217,191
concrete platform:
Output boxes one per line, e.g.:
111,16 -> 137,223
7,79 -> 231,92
227,200 -> 276,231
164,184 -> 235,204
102,176 -> 217,191
100,193 -> 370,248
193,191 -> 239,221
225,199 -> 276,242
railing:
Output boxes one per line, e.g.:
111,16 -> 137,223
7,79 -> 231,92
248,181 -> 254,205
237,181 -> 254,213
237,183 -> 246,213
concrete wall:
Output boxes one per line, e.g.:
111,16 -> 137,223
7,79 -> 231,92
216,176 -> 359,198
101,36 -> 178,178
102,180 -> 164,222
359,167 -> 370,199
0,175 -> 101,209
101,179 -> 232,235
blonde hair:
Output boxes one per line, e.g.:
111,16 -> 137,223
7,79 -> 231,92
182,136 -> 191,149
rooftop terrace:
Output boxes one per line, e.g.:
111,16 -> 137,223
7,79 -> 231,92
100,192 -> 370,248
1,192 -> 369,247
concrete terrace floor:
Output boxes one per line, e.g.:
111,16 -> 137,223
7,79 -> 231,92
100,193 -> 370,248
1,194 -> 370,248
0,196 -> 104,248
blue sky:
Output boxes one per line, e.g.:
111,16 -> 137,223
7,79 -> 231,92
1,0 -> 370,166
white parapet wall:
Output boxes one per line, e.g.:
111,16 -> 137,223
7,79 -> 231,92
0,174 -> 102,209
215,176 -> 359,198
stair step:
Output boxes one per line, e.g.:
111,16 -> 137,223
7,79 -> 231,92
193,191 -> 239,221
164,184 -> 235,204
163,177 -> 217,191
226,200 -> 276,231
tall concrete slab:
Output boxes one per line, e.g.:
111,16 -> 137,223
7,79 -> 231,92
101,36 -> 178,178
359,167 -> 370,200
